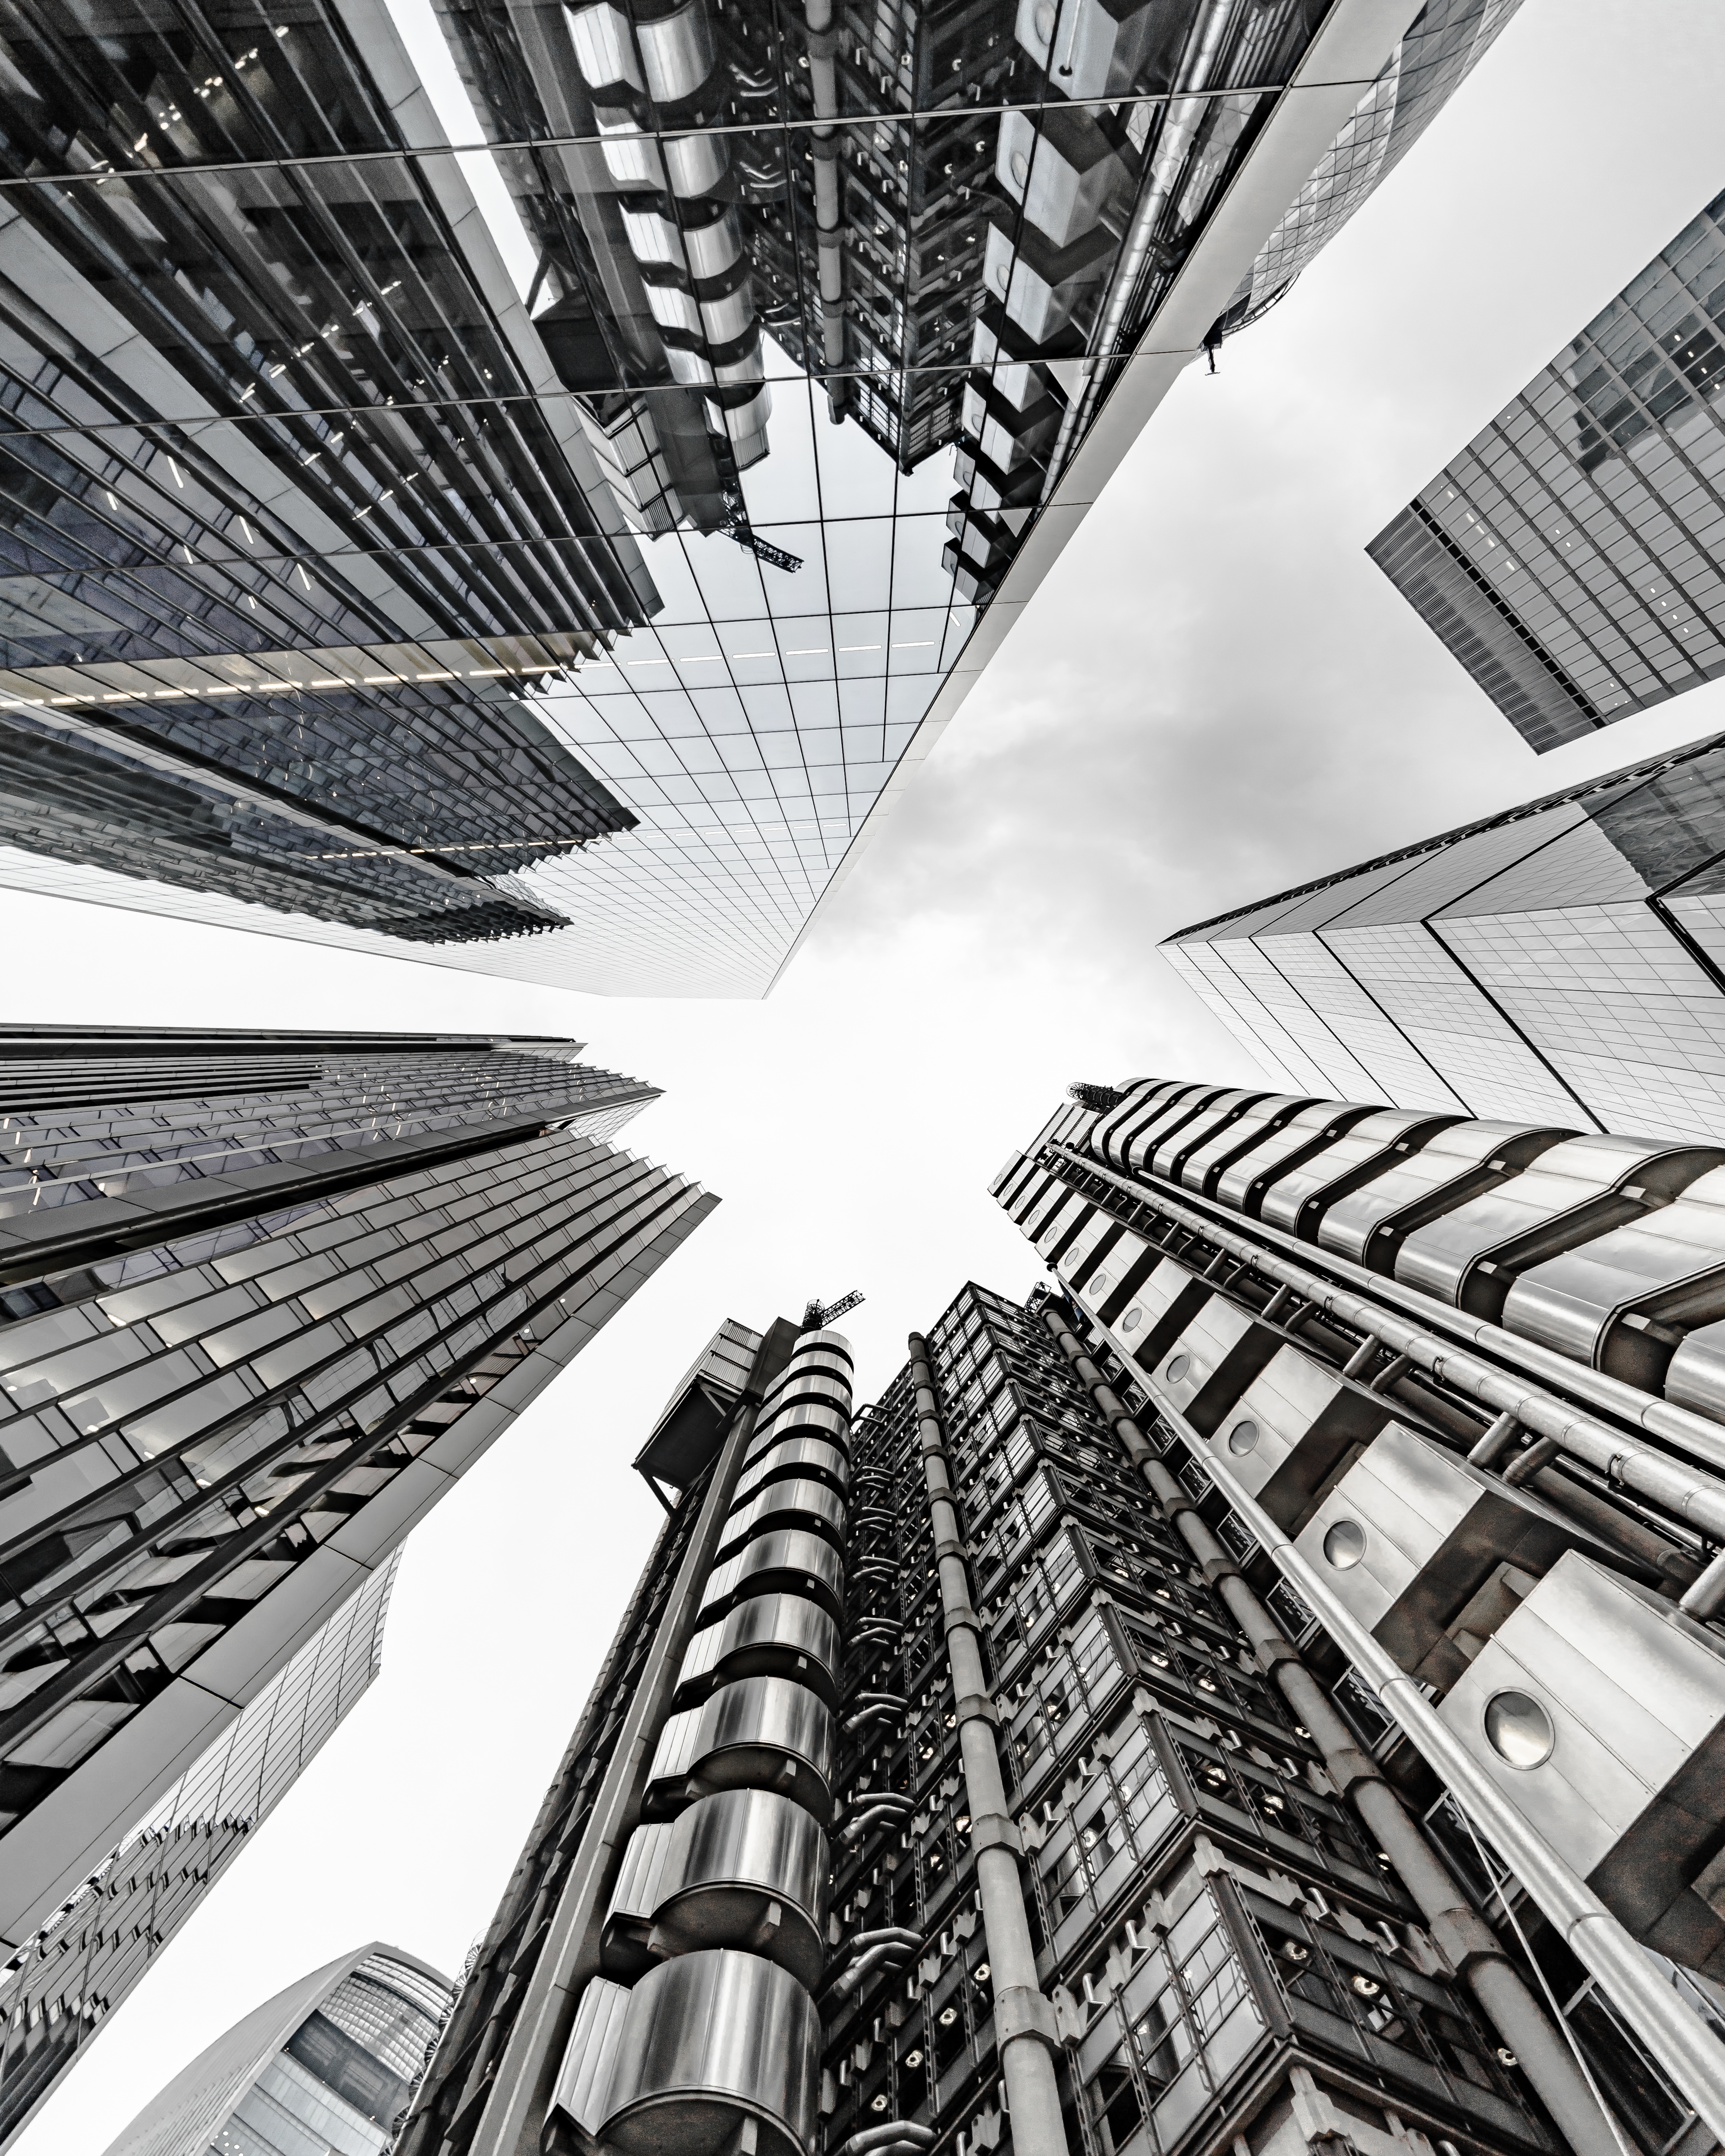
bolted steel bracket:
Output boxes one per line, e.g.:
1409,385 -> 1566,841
992,1984 -> 1061,2054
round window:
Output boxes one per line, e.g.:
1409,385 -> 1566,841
1483,1690 -> 1555,1769
1226,1419 -> 1259,1454
1322,1518 -> 1367,1570
1120,1306 -> 1143,1333
1010,150 -> 1030,185
1034,0 -> 1057,38
1165,1353 -> 1189,1382
1087,1271 -> 1110,1297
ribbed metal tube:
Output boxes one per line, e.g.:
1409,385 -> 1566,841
906,1333 -> 1071,2156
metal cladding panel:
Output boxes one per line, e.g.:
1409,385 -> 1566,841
608,1821 -> 682,1931
733,1438 -> 850,1504
1667,1316 -> 1725,1423
674,1592 -> 841,1709
645,1675 -> 835,1821
1317,1120 -> 1574,1268
1032,1189 -> 1093,1259
795,1329 -> 854,1364
1104,1083 -> 1201,1169
757,1371 -> 852,1419
989,1151 -> 1034,1206
1258,1109 -> 1462,1236
1123,1087 -> 1232,1173
1437,1552 -> 1725,1970
1211,1099 -> 1370,1214
1111,1258 -> 1211,1367
1080,1228 -> 1157,1326
1092,1082 -> 1183,1169
1395,1132 -> 1725,1313
750,1401 -> 851,1454
696,1529 -> 846,1622
1054,1207 -> 1123,1289
1019,1175 -> 1078,1241
1502,1164 -> 1725,1387
598,1949 -> 820,2156
1147,1089 -> 1267,1180
550,1974 -> 632,2138
651,1790 -> 830,1985
1292,1424 -> 1595,1687
1176,1094 -> 1311,1197
761,1351 -> 851,1402
715,1480 -> 847,1561
1148,1298 -> 1280,1435
1194,1344 -> 1394,1535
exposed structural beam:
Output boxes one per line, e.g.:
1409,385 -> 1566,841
906,1334 -> 1071,2156
1036,1301 -> 1621,2156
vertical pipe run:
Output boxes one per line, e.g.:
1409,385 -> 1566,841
1036,1304 -> 1624,2156
906,1334 -> 1072,2156
804,0 -> 847,419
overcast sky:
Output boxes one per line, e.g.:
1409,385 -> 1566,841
19,3 -> 1725,2147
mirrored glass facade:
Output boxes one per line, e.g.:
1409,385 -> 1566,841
0,0 -> 1515,993
0,1556 -> 398,2148
1163,728 -> 1725,1143
99,1942 -> 453,2156
1369,187 -> 1725,752
0,1026 -> 714,2013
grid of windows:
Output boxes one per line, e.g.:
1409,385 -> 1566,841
817,1284 -> 1545,2156
1370,186 -> 1725,750
1164,729 -> 1725,1141
0,0 -> 1512,995
0,1560 -> 397,2144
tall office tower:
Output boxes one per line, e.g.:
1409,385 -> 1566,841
1161,727 -> 1725,1145
0,1554 -> 398,2147
393,1275 -> 1668,2156
0,1 -> 1515,995
99,1941 -> 453,2156
995,1080 -> 1725,2153
393,1313 -> 845,2156
0,1024 -> 715,2137
1368,185 -> 1725,752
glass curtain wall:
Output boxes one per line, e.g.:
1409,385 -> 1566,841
0,0 -> 1515,993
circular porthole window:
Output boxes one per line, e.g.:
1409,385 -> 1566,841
1120,1306 -> 1143,1333
1483,1690 -> 1555,1769
1010,150 -> 1030,186
1165,1353 -> 1189,1382
1034,0 -> 1056,38
1322,1518 -> 1367,1570
1227,1419 -> 1259,1455
1087,1271 -> 1110,1297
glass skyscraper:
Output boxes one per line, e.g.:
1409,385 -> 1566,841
98,1942 -> 453,2156
1161,727 -> 1725,1144
0,1557 -> 398,2147
1369,186 -> 1725,752
388,1226 -> 1725,2156
0,0 -> 1515,995
0,1023 -> 714,2133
